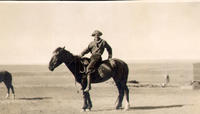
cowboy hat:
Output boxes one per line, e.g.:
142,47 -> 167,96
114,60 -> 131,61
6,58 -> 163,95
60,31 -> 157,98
91,30 -> 103,36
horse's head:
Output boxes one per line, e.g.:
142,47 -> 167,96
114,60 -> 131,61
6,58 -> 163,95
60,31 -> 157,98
49,46 -> 73,71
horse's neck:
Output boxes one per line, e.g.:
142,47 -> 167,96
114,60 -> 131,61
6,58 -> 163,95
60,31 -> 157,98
64,56 -> 82,83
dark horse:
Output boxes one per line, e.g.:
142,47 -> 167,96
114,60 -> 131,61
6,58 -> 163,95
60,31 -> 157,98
49,47 -> 130,111
0,71 -> 15,99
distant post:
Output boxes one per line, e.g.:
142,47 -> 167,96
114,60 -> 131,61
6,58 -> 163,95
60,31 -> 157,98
166,74 -> 170,85
192,63 -> 200,89
162,74 -> 170,87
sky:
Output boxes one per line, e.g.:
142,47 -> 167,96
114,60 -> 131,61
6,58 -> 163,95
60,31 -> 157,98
0,2 -> 200,64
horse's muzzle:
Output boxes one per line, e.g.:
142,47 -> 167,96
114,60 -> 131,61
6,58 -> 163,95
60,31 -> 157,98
48,66 -> 54,71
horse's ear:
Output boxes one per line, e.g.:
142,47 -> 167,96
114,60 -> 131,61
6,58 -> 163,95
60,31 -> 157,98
60,46 -> 65,51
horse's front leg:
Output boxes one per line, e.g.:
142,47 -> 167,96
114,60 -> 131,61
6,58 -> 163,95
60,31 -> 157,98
10,85 -> 15,99
82,91 -> 93,111
82,91 -> 88,111
86,92 -> 92,110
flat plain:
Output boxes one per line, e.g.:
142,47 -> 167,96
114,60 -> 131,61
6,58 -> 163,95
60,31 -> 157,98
0,62 -> 200,114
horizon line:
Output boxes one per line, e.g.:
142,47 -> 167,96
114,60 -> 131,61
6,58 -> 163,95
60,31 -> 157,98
1,59 -> 200,65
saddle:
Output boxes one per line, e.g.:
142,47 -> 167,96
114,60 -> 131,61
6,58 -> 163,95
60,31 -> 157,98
80,57 -> 90,67
80,57 -> 102,75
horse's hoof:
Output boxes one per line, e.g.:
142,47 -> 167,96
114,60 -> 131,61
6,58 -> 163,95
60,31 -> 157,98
5,94 -> 10,99
86,109 -> 91,112
116,104 -> 122,110
123,108 -> 129,111
80,109 -> 86,112
82,105 -> 88,110
124,104 -> 130,111
116,107 -> 122,110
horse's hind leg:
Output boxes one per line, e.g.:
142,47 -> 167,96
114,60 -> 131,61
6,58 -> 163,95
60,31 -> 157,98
87,92 -> 92,110
115,82 -> 125,109
4,82 -> 10,99
4,82 -> 15,99
7,73 -> 15,99
10,84 -> 15,99
124,85 -> 130,110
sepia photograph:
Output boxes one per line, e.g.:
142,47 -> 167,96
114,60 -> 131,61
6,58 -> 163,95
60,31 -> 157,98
0,1 -> 200,114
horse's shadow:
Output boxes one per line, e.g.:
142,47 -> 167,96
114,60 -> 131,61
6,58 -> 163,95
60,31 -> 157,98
17,97 -> 52,101
132,104 -> 184,110
92,104 -> 186,112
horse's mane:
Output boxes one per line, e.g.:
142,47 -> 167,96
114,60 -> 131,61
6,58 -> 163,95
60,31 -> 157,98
54,47 -> 73,56
53,47 -> 63,53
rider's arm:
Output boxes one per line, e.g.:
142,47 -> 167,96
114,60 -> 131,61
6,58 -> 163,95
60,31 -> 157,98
80,42 -> 92,57
105,41 -> 112,59
81,47 -> 90,57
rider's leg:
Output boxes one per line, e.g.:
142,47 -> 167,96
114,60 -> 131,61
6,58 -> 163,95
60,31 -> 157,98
85,62 -> 95,92
85,54 -> 101,92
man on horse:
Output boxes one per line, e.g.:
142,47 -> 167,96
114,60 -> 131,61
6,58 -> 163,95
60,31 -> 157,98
80,30 -> 112,92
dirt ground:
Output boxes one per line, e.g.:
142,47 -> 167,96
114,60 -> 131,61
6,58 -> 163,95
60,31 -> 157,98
0,63 -> 199,114
1,76 -> 200,114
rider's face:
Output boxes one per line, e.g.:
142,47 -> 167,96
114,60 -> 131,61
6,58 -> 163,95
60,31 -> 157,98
94,35 -> 100,40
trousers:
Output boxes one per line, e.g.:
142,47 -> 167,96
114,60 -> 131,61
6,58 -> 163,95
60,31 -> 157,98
86,54 -> 102,74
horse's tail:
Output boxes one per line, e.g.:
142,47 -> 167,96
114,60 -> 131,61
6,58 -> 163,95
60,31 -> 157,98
115,96 -> 119,105
124,62 -> 129,83
110,59 -> 130,108
114,60 -> 129,104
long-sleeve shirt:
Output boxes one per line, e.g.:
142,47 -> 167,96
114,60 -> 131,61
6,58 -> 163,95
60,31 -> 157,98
81,38 -> 112,59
